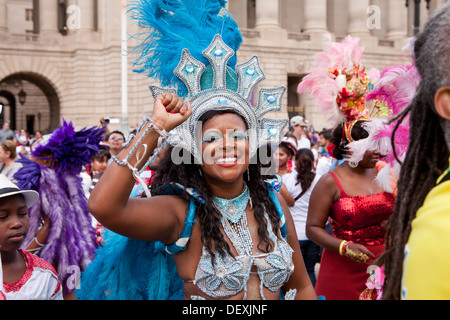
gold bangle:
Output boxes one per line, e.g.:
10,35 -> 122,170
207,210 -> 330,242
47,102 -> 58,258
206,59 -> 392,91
339,240 -> 347,256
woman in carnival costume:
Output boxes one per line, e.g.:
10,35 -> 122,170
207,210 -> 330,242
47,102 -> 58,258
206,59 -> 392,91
297,35 -> 415,300
77,0 -> 316,301
13,120 -> 105,299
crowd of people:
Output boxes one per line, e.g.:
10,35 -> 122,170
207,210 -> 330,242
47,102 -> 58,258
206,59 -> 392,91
1,0 -> 449,302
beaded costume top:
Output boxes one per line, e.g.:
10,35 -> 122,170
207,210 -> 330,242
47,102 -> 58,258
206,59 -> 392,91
194,215 -> 295,300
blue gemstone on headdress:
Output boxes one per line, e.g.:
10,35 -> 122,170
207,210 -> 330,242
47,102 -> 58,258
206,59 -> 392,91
214,49 -> 223,57
185,64 -> 195,73
246,67 -> 255,76
268,127 -> 278,136
218,99 -> 228,105
267,95 -> 276,103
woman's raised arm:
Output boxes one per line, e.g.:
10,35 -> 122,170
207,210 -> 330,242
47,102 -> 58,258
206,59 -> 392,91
88,93 -> 192,243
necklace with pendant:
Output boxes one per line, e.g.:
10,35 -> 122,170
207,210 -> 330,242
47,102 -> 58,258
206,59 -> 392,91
213,184 -> 250,223
213,184 -> 254,255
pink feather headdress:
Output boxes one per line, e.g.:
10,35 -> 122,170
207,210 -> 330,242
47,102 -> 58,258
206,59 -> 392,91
364,63 -> 421,192
298,35 -> 379,128
298,35 -> 421,193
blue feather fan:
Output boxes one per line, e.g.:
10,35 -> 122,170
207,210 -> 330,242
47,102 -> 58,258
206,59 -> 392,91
128,0 -> 242,97
76,230 -> 183,300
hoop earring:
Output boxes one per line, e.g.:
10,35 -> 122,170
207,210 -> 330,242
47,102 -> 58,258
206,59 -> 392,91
198,166 -> 203,177
247,168 -> 250,181
349,161 -> 359,168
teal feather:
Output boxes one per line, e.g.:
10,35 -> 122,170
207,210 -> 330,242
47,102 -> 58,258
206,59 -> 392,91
76,230 -> 183,300
128,0 -> 242,97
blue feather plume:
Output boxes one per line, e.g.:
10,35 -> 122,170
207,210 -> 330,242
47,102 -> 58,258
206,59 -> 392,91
31,119 -> 106,176
76,230 -> 183,300
128,0 -> 242,97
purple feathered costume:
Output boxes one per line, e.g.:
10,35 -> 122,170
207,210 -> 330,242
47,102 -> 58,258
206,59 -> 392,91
14,119 -> 105,296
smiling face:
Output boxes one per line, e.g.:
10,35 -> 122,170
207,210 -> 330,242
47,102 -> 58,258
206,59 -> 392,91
274,147 -> 290,169
0,194 -> 29,252
200,113 -> 249,184
359,149 -> 381,169
91,156 -> 109,174
107,132 -> 125,154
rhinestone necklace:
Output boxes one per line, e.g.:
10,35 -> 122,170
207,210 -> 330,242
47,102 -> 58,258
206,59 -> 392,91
213,184 -> 254,256
213,185 -> 250,223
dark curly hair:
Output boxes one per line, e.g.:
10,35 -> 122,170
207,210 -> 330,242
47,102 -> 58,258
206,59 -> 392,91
329,120 -> 370,160
150,109 -> 282,259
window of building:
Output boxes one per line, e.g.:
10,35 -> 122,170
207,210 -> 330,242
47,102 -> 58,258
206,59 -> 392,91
26,8 -> 33,22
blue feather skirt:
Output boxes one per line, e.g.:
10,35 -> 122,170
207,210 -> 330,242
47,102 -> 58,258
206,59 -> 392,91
76,229 -> 184,300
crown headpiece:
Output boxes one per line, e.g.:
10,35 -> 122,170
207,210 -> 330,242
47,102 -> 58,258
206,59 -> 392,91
149,34 -> 287,163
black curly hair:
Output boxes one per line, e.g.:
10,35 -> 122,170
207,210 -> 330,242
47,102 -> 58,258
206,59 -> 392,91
329,120 -> 370,160
150,109 -> 282,259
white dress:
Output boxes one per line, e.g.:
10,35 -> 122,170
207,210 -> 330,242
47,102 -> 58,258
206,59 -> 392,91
282,172 -> 321,241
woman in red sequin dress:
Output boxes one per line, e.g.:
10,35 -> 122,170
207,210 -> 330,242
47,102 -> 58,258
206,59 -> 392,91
306,120 -> 395,300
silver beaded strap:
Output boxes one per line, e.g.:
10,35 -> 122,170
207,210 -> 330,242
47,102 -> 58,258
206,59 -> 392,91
112,116 -> 169,198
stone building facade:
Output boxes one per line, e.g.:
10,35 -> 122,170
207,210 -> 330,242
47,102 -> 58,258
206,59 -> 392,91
0,0 -> 448,135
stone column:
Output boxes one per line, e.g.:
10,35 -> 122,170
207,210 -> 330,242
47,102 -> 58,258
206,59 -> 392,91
255,0 -> 280,28
347,0 -> 378,46
76,0 -> 95,42
227,0 -> 247,30
0,0 -> 7,34
347,0 -> 371,37
78,0 -> 94,32
255,0 -> 287,40
40,0 -> 59,42
386,0 -> 407,47
303,0 -> 328,34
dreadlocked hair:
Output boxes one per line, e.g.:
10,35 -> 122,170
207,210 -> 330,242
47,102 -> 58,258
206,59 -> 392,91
381,3 -> 450,300
150,109 -> 281,261
294,148 -> 316,201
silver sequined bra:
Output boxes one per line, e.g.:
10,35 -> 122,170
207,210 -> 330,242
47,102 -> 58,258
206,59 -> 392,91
193,235 -> 295,300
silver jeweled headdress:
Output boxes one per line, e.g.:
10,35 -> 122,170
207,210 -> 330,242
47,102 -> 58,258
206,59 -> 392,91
149,34 -> 288,163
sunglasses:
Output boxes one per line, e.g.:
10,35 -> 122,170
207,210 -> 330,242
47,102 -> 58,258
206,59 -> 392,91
109,136 -> 124,141
294,125 -> 307,129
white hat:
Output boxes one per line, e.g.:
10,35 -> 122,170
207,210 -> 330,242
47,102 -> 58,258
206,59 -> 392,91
0,174 -> 39,208
290,116 -> 305,127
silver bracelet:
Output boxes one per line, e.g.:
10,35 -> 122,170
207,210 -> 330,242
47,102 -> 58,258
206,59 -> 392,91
112,117 -> 170,197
